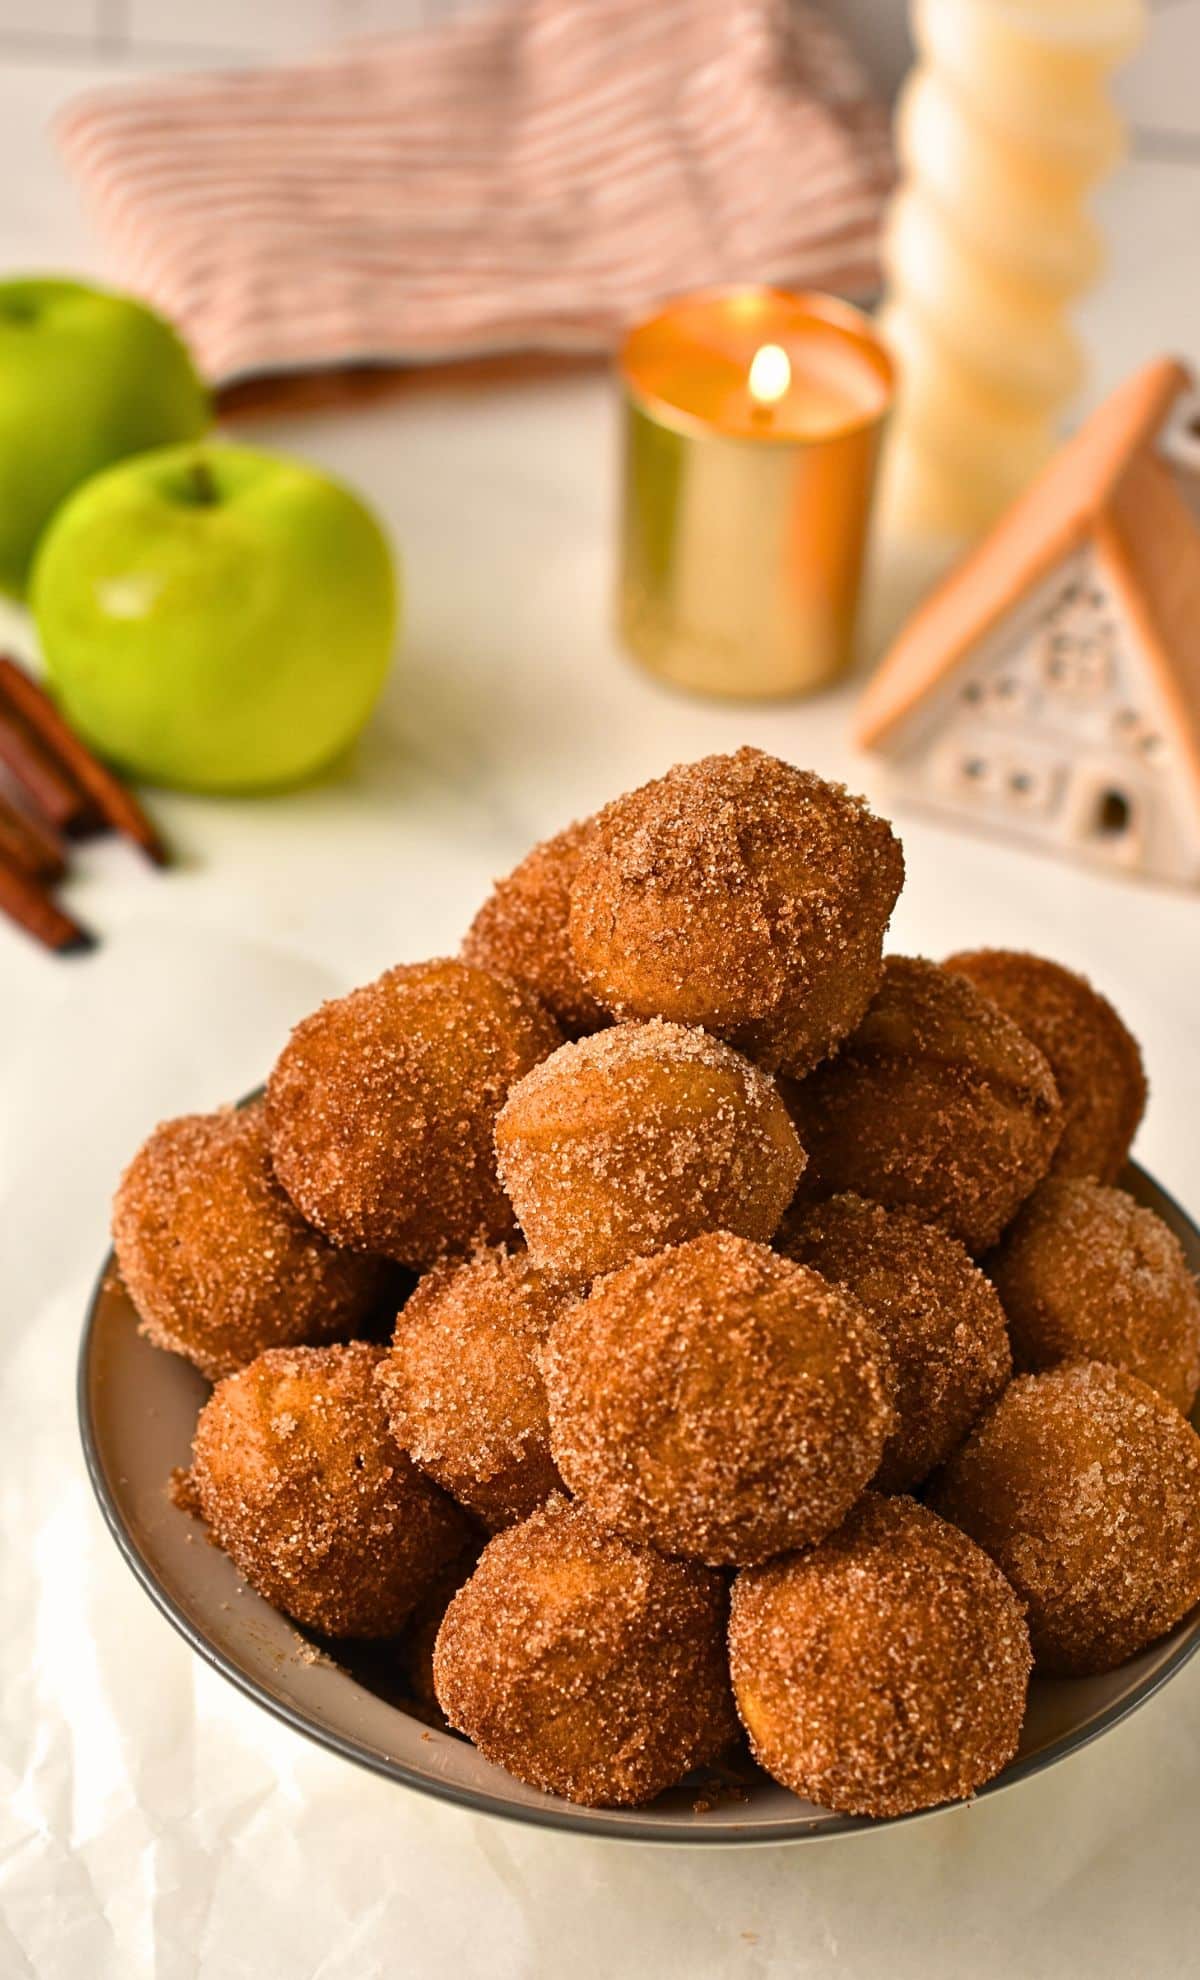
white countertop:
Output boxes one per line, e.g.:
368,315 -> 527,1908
3,42 -> 1200,1980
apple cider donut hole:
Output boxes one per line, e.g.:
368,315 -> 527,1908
112,1098 -> 388,1381
568,748 -> 904,1077
540,1231 -> 893,1565
990,1179 -> 1200,1414
433,1496 -> 738,1807
729,1495 -> 1031,1819
376,1245 -> 568,1531
462,818 -> 608,1038
494,1019 -> 805,1280
191,1343 -> 471,1639
934,1362 -> 1200,1676
944,948 -> 1146,1183
786,956 -> 1063,1254
780,1193 -> 1012,1492
266,958 -> 562,1267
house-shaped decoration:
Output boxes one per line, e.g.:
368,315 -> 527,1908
857,357 -> 1200,886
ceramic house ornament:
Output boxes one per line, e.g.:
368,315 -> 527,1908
857,358 -> 1200,887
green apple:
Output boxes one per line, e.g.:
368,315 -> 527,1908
0,276 -> 210,597
30,442 -> 399,793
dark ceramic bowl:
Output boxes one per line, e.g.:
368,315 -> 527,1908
78,1162 -> 1200,1844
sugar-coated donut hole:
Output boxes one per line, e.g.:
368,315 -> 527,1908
112,1099 -> 389,1381
495,1018 -> 805,1280
432,1496 -> 739,1806
375,1244 -> 568,1530
191,1342 -> 472,1639
779,1192 -> 1012,1491
462,818 -> 609,1037
266,958 -> 562,1266
786,955 -> 1064,1254
567,748 -> 904,1077
990,1179 -> 1200,1413
540,1230 -> 894,1565
729,1495 -> 1031,1818
944,948 -> 1146,1183
934,1362 -> 1200,1675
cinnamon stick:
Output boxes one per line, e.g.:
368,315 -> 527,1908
0,658 -> 167,865
0,791 -> 66,882
0,697 -> 95,835
0,855 -> 94,954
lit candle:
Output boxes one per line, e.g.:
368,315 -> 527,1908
617,288 -> 894,698
748,344 -> 792,422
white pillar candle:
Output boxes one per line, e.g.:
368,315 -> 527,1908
878,0 -> 1147,546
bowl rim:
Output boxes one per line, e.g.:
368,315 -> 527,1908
77,1161 -> 1200,1846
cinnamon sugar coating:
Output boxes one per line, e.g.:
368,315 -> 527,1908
786,956 -> 1063,1254
113,1100 -> 388,1381
567,749 -> 904,1077
375,1245 -> 567,1530
266,959 -> 562,1266
540,1231 -> 893,1565
990,1180 -> 1200,1414
933,1362 -> 1200,1675
495,1019 -> 804,1279
780,1194 -> 1012,1492
114,745 -> 1200,1815
432,1496 -> 738,1806
462,819 -> 608,1037
729,1495 -> 1031,1818
944,948 -> 1146,1183
191,1343 -> 471,1638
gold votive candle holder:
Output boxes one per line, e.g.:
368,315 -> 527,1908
616,287 -> 895,699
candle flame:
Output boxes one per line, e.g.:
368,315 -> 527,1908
748,342 -> 791,409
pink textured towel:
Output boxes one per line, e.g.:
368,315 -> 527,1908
58,0 -> 893,386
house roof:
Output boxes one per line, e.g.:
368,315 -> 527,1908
856,356 -> 1200,795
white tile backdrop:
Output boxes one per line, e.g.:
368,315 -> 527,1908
0,0 -> 448,59
10,0 -> 906,64
0,0 -> 1196,153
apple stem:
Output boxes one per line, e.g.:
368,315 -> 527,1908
186,458 -> 219,506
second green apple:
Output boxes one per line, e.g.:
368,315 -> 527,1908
0,276 -> 210,597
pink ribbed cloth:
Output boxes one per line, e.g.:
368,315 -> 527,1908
58,0 -> 893,386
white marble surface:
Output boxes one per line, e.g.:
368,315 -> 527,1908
2,39 -> 1200,1980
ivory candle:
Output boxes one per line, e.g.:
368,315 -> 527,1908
879,0 -> 1147,545
617,288 -> 894,699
